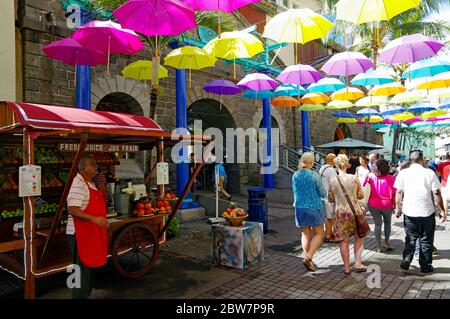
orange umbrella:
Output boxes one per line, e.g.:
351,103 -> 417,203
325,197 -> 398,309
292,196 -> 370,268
300,92 -> 330,105
271,96 -> 300,108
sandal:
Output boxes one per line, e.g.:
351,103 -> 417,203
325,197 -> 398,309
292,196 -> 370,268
344,270 -> 352,275
353,265 -> 368,273
303,258 -> 317,272
324,236 -> 340,243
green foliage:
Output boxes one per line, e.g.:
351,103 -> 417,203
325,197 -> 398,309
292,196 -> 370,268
399,127 -> 441,151
167,217 -> 180,238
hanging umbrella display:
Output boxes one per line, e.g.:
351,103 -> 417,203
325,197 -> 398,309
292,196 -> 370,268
408,102 -> 438,113
402,57 -> 450,79
369,83 -> 407,96
331,87 -> 365,101
360,116 -> 383,123
336,117 -> 357,123
429,88 -> 450,99
71,20 -> 145,75
326,100 -> 354,109
274,84 -> 307,97
299,104 -> 325,111
242,90 -> 274,100
332,111 -> 354,118
355,96 -> 388,107
164,46 -> 216,87
421,109 -> 447,119
414,72 -> 450,90
390,90 -> 427,104
113,0 -> 197,37
357,108 -> 380,117
203,79 -> 241,110
262,8 -> 333,63
300,92 -> 330,105
237,73 -> 278,91
380,104 -> 405,116
379,34 -> 444,64
308,78 -> 345,93
438,99 -> 450,110
335,0 -> 421,25
391,112 -> 415,121
351,69 -> 394,86
321,51 -> 374,77
121,60 -> 169,96
276,64 -> 322,86
271,96 -> 300,108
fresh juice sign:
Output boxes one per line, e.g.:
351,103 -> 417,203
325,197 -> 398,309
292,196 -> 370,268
58,143 -> 139,152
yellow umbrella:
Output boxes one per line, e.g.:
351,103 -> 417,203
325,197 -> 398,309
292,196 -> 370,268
421,109 -> 447,119
369,83 -> 406,96
121,60 -> 169,96
416,72 -> 450,90
326,100 -> 354,109
390,91 -> 427,104
204,31 -> 264,78
300,92 -> 330,105
331,87 -> 365,101
361,116 -> 383,123
336,117 -> 357,123
298,104 -> 325,111
164,46 -> 216,88
355,96 -> 388,107
391,112 -> 415,121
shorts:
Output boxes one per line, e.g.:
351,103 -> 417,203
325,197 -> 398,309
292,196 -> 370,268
295,207 -> 325,228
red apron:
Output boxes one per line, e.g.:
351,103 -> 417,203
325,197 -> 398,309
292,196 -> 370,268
73,176 -> 107,268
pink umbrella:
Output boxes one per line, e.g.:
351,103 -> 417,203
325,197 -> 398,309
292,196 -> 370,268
276,64 -> 322,86
42,38 -> 107,66
113,0 -> 197,37
403,117 -> 422,124
321,51 -> 373,77
72,20 -> 145,74
379,34 -> 444,64
237,73 -> 278,91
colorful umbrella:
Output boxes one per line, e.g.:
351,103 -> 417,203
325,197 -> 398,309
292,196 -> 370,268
390,90 -> 427,104
380,105 -> 405,116
321,51 -> 373,77
391,112 -> 415,121
429,88 -> 450,99
421,109 -> 447,119
122,60 -> 169,80
351,69 -> 394,86
299,104 -> 325,111
271,96 -> 300,108
274,84 -> 307,97
403,117 -> 422,124
415,72 -> 450,90
203,80 -> 241,95
408,102 -> 438,113
300,92 -> 330,105
379,34 -> 444,64
402,57 -> 450,79
242,90 -> 273,100
335,0 -> 421,25
369,83 -> 407,96
326,100 -> 354,109
308,77 -> 345,93
42,38 -> 107,66
332,111 -> 354,118
357,108 -> 380,117
331,87 -> 365,101
355,96 -> 388,107
336,117 -> 357,123
113,0 -> 196,37
360,116 -> 383,123
276,64 -> 322,86
238,73 -> 278,91
438,99 -> 450,110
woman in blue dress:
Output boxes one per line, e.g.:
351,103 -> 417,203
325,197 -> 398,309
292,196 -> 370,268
292,152 -> 327,271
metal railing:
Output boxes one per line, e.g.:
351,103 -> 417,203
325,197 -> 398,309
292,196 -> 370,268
279,145 -> 327,173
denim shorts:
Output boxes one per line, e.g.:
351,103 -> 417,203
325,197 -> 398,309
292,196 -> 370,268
295,207 -> 325,228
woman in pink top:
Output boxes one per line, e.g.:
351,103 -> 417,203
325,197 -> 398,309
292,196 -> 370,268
367,159 -> 396,253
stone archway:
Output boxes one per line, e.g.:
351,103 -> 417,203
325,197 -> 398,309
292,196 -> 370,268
97,92 -> 143,115
334,123 -> 352,141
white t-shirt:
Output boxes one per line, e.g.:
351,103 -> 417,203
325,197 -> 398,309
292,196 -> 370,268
356,166 -> 370,186
319,164 -> 337,194
394,163 -> 440,217
66,173 -> 97,235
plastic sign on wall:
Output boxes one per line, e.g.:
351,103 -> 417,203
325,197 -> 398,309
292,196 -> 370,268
19,165 -> 41,197
156,162 -> 169,185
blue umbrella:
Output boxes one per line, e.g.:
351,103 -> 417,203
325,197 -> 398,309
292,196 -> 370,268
242,90 -> 274,100
332,111 -> 354,118
408,102 -> 437,113
308,77 -> 345,93
380,104 -> 405,116
274,84 -> 307,97
402,57 -> 450,79
438,99 -> 450,110
351,69 -> 394,86
357,107 -> 380,117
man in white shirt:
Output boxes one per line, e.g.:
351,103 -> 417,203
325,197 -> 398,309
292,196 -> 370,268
394,150 -> 446,273
319,153 -> 337,242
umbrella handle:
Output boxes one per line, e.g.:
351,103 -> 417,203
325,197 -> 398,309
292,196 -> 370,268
233,60 -> 236,80
74,64 -> 77,89
106,35 -> 111,76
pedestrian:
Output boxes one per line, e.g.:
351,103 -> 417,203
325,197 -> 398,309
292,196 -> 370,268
214,160 -> 231,201
368,152 -> 379,172
437,152 -> 450,215
347,152 -> 360,175
66,154 -> 108,299
292,152 -> 327,272
319,153 -> 339,243
367,159 -> 396,253
355,153 -> 371,209
394,150 -> 446,273
328,154 -> 367,275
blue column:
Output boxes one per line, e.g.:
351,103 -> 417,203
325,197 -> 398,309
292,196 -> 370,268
75,65 -> 91,109
301,111 -> 310,152
262,98 -> 275,189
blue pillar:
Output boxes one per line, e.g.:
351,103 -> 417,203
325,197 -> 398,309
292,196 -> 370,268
75,65 -> 91,109
262,98 -> 275,189
301,111 -> 310,152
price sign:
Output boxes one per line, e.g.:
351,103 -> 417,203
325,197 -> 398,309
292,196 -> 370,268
156,162 -> 169,185
19,165 -> 41,197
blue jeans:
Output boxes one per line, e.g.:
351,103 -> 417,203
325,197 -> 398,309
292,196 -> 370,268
403,214 -> 435,270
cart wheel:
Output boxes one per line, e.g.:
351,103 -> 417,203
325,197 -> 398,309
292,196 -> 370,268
112,223 -> 159,279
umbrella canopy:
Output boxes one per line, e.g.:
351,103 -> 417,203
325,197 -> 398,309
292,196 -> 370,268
390,90 -> 427,104
335,0 -> 421,25
380,104 -> 405,116
316,137 -> 383,150
379,33 -> 444,64
438,99 -> 450,110
164,46 -> 216,70
360,116 -> 384,123
355,96 -> 388,107
336,117 -> 357,123
326,100 -> 354,109
274,84 -> 307,97
391,112 -> 415,121
113,0 -> 196,37
276,64 -> 322,86
299,104 -> 325,111
408,102 -> 438,113
351,69 -> 394,86
262,8 -> 333,44
308,77 -> 345,93
203,31 -> 264,60
182,0 -> 260,12
369,83 -> 407,96
332,111 -> 354,118
203,80 -> 241,95
121,60 -> 168,80
428,88 -> 450,99
300,92 -> 330,105
402,57 -> 450,79
242,90 -> 274,100
331,87 -> 365,101
271,96 -> 300,108
415,72 -> 450,90
357,108 -> 380,116
42,38 -> 107,66
321,51 -> 374,77
238,73 -> 278,91
421,109 -> 447,119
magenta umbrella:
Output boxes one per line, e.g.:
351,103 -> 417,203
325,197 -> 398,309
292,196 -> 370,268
321,51 -> 373,77
237,73 -> 278,91
379,34 -> 444,64
276,64 -> 322,86
113,0 -> 197,37
42,38 -> 107,66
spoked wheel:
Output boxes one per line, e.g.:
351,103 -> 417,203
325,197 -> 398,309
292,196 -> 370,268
111,223 -> 159,279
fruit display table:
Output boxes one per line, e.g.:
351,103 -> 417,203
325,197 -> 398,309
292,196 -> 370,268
211,221 -> 264,270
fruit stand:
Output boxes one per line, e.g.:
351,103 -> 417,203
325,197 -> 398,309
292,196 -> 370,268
0,101 -> 212,298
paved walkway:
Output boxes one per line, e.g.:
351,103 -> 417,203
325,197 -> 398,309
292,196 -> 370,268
35,194 -> 450,299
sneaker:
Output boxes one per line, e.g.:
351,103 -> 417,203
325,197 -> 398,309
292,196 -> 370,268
400,260 -> 410,270
420,265 -> 434,273
432,247 -> 439,257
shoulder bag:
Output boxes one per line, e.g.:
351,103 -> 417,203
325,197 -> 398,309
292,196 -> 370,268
336,176 -> 371,238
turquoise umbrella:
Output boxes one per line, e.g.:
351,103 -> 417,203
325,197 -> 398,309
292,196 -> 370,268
242,90 -> 274,100
402,57 -> 450,79
351,69 -> 394,86
308,77 -> 345,93
274,84 -> 307,97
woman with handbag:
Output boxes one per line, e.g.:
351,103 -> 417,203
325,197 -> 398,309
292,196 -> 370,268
292,152 -> 327,272
329,154 -> 370,275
